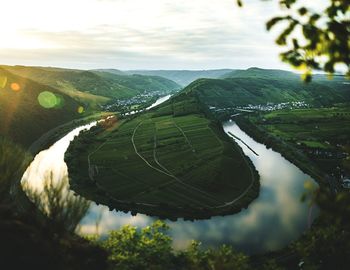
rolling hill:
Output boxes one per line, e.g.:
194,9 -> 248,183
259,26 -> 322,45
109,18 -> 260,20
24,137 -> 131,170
182,69 -> 349,109
1,66 -> 181,108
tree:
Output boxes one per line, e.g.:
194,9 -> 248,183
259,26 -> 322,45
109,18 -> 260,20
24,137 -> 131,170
23,173 -> 90,234
238,0 -> 350,81
92,221 -> 254,270
293,189 -> 350,269
97,221 -> 175,270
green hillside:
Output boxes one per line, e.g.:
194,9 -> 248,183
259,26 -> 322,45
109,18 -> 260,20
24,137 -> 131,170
182,75 -> 348,109
125,69 -> 234,86
0,68 -> 82,147
2,66 -> 181,107
65,90 -> 259,219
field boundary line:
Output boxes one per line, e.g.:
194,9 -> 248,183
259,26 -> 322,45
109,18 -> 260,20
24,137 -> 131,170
88,141 -> 107,181
132,121 -> 222,205
131,121 -> 179,179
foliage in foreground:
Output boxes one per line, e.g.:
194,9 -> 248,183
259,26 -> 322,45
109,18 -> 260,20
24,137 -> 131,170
238,0 -> 350,80
0,146 -> 106,269
89,220 -> 256,270
0,202 -> 107,270
87,190 -> 350,270
23,174 -> 90,234
292,189 -> 350,270
0,136 -> 30,202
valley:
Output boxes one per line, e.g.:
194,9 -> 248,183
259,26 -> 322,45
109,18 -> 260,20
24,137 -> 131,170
1,64 -> 349,260
1,0 -> 349,267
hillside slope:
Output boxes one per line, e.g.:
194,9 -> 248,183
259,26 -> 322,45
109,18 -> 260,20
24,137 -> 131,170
183,75 -> 348,108
0,68 -> 82,147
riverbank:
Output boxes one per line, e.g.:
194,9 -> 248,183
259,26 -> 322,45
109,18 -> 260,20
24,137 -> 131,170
11,112 -> 113,213
28,112 -> 114,156
234,116 -> 327,187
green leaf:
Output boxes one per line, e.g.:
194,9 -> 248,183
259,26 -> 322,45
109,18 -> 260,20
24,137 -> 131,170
266,17 -> 285,31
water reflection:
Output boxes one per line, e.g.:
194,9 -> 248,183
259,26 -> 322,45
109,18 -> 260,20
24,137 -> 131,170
21,122 -> 97,193
146,95 -> 171,110
21,119 -> 318,255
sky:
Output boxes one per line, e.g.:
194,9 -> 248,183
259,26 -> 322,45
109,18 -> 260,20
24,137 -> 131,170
0,0 -> 317,70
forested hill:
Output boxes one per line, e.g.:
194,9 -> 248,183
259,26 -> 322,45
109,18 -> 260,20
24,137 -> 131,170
181,71 -> 349,108
1,66 -> 181,107
0,68 -> 82,147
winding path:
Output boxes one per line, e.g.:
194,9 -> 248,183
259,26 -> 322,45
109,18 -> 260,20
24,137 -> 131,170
131,121 -> 222,205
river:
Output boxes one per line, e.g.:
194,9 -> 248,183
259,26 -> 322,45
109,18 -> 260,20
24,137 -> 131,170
21,99 -> 318,254
146,94 -> 171,110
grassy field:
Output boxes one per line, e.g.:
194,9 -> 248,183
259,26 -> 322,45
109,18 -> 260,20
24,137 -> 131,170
262,107 -> 350,145
66,97 -> 259,219
249,106 -> 350,178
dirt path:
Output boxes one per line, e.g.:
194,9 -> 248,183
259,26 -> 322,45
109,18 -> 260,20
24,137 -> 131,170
131,121 -> 223,205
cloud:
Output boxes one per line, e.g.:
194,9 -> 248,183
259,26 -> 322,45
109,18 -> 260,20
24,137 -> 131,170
0,0 -> 288,69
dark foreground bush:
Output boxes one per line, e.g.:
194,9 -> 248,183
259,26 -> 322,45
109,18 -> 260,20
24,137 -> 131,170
0,203 -> 108,270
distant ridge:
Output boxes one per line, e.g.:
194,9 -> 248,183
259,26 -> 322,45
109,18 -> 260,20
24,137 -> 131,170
125,69 -> 235,86
221,67 -> 299,80
92,68 -> 126,76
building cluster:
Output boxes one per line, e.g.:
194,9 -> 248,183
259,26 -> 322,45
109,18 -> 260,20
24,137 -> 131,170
102,90 -> 169,112
209,101 -> 309,114
235,101 -> 309,112
306,148 -> 348,159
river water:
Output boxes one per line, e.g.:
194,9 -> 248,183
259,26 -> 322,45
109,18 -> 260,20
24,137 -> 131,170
21,100 -> 318,254
146,94 -> 171,110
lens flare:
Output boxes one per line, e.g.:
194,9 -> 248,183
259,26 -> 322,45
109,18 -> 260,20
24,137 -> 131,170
10,82 -> 21,91
38,91 -> 58,109
77,106 -> 84,114
0,76 -> 7,88
55,95 -> 64,108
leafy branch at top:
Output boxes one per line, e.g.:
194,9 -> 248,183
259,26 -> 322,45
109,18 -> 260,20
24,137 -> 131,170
238,0 -> 350,81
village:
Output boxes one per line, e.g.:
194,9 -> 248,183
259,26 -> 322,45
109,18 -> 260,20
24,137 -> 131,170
101,90 -> 171,112
209,101 -> 309,114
